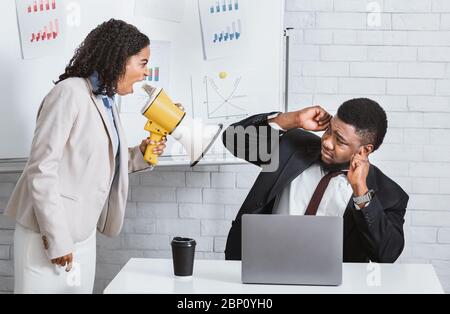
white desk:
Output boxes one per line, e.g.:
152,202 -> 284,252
104,258 -> 444,294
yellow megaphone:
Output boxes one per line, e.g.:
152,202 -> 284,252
141,85 -> 223,167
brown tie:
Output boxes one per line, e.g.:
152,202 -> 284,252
305,171 -> 346,216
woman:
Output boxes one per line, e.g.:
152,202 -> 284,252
5,19 -> 168,293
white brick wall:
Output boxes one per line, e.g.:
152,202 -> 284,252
0,246 -> 10,260
1,0 -> 450,294
393,14 -> 440,30
438,229 -> 450,243
384,0 -> 432,13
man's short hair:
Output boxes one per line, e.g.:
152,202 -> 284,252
337,98 -> 388,151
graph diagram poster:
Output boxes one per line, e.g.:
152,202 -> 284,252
135,0 -> 186,23
191,70 -> 264,125
15,0 -> 65,59
198,0 -> 248,60
120,40 -> 171,114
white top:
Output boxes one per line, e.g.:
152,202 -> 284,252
104,259 -> 444,294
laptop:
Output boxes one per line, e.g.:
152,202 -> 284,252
241,214 -> 343,286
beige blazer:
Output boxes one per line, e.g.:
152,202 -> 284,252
4,78 -> 151,259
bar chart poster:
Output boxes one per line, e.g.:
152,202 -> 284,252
15,0 -> 65,59
198,0 -> 248,60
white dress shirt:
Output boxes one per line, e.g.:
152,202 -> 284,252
272,163 -> 353,217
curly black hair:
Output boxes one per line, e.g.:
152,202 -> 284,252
337,98 -> 388,151
56,19 -> 150,97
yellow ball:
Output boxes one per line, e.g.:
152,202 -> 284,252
219,72 -> 228,79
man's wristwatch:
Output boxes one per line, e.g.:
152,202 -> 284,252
353,189 -> 375,205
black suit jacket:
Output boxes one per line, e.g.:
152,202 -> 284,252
223,113 -> 409,263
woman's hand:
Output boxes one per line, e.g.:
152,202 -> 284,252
51,253 -> 73,272
139,136 -> 167,156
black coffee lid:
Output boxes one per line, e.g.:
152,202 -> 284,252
171,237 -> 196,247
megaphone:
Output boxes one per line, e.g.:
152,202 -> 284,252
141,85 -> 223,167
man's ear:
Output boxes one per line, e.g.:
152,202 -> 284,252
360,144 -> 374,156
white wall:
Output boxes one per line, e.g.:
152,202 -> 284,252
1,0 -> 450,294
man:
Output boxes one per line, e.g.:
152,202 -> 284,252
223,98 -> 408,263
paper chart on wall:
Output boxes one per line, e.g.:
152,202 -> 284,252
191,69 -> 264,125
15,0 -> 65,59
198,0 -> 248,60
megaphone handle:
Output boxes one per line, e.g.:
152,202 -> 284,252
144,133 -> 164,166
